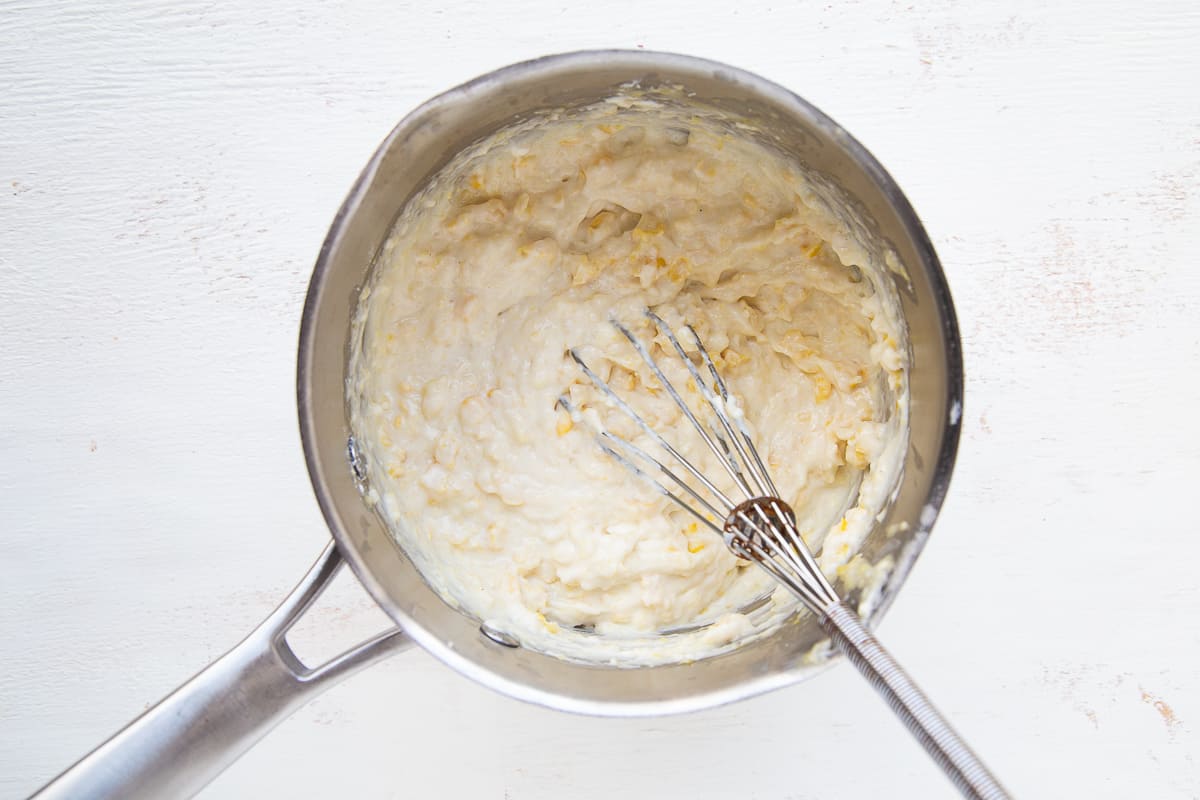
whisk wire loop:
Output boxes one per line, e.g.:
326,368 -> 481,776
610,317 -> 756,499
559,393 -> 726,536
566,348 -> 735,514
646,310 -> 778,499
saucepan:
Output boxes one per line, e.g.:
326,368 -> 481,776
33,50 -> 962,799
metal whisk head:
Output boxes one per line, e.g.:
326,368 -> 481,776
562,312 -> 1011,800
559,310 -> 838,614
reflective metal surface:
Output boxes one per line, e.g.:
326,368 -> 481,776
300,50 -> 963,713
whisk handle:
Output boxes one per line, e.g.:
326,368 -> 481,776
821,601 -> 1009,800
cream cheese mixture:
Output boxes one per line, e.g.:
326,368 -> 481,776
349,92 -> 909,665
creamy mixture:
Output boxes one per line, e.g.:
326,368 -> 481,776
349,93 -> 908,665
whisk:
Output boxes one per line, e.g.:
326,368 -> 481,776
561,310 -> 1009,800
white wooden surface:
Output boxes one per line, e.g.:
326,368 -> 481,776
2,1 -> 1198,797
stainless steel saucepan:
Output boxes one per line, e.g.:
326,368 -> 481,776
33,50 -> 963,799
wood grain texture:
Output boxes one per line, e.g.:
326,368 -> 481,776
2,0 -> 1197,797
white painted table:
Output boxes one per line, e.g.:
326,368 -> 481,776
2,2 -> 1197,797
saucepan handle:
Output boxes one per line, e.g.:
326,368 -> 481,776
32,541 -> 411,800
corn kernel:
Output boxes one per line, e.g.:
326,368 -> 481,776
851,445 -> 868,467
814,375 -> 833,403
536,612 -> 559,634
556,416 -> 573,436
805,242 -> 823,259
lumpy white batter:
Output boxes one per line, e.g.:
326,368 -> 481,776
349,93 -> 908,665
